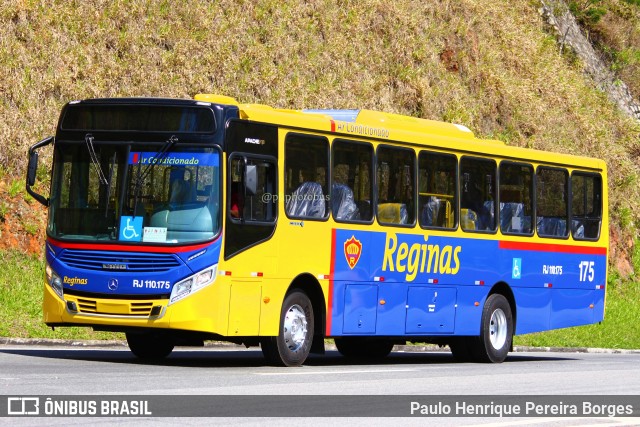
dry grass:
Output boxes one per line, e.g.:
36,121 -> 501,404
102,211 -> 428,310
591,0 -> 640,99
1,0 -> 639,271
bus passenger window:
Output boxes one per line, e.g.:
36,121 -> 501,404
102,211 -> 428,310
536,167 -> 568,238
332,140 -> 374,222
418,151 -> 457,229
285,134 -> 329,219
499,162 -> 533,235
571,172 -> 602,240
376,146 -> 416,226
460,157 -> 496,232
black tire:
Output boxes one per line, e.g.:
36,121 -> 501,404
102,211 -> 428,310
261,290 -> 314,367
126,331 -> 174,360
473,294 -> 513,363
334,337 -> 394,359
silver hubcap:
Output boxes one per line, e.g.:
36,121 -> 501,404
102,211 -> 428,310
489,308 -> 508,350
283,304 -> 308,352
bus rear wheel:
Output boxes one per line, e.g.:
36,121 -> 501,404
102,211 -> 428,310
125,331 -> 174,360
334,337 -> 395,359
261,290 -> 314,367
474,294 -> 513,363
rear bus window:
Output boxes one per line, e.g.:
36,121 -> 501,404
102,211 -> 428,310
571,172 -> 602,240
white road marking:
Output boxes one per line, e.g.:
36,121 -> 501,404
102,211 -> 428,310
254,369 -> 417,376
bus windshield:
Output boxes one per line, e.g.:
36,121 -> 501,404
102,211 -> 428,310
48,142 -> 221,244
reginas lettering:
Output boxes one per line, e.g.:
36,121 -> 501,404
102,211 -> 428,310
63,276 -> 88,286
382,233 -> 461,281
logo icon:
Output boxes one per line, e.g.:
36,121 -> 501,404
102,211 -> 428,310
119,216 -> 143,242
344,236 -> 362,270
512,258 -> 522,279
103,263 -> 127,270
7,397 -> 40,415
108,279 -> 119,291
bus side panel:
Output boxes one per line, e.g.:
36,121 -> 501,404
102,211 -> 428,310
331,229 -> 491,337
451,285 -> 488,335
593,286 -> 606,323
499,242 -> 607,334
343,284 -> 378,334
259,278 -> 289,336
511,287 -> 551,334
405,286 -> 456,334
228,281 -> 261,336
375,283 -> 406,335
168,281 -> 231,334
550,288 -> 595,329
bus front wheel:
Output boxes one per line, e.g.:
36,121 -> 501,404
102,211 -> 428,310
125,331 -> 174,360
261,290 -> 314,367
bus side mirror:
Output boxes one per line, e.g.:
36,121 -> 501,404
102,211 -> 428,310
27,151 -> 38,187
25,136 -> 53,207
244,164 -> 257,196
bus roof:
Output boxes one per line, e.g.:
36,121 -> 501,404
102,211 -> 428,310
196,93 -> 604,171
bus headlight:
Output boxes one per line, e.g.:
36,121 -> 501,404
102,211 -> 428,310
45,262 -> 64,299
169,265 -> 217,305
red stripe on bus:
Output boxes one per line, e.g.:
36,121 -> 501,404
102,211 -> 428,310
47,237 -> 215,254
499,240 -> 607,255
330,120 -> 336,133
326,228 -> 336,336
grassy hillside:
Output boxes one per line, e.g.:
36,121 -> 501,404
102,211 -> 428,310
572,0 -> 640,100
0,0 -> 639,343
2,0 -> 639,260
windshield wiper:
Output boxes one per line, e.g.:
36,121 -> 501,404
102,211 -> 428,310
132,135 -> 178,217
85,134 -> 108,185
105,152 -> 117,219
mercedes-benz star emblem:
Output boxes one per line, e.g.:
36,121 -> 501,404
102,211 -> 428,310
108,279 -> 118,291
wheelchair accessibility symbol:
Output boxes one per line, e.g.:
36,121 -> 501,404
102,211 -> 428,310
512,258 -> 522,280
119,216 -> 143,242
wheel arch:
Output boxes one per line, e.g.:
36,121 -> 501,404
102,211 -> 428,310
488,281 -> 517,334
287,273 -> 326,354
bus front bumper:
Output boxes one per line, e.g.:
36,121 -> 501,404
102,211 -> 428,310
42,281 -> 230,334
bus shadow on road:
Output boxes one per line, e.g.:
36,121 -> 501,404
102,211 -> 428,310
0,347 -> 576,368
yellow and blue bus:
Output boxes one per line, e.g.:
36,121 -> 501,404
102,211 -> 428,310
27,95 -> 608,365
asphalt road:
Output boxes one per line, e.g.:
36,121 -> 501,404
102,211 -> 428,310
1,343 -> 639,426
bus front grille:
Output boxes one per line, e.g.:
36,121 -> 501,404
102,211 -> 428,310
58,249 -> 181,272
67,296 -> 159,317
